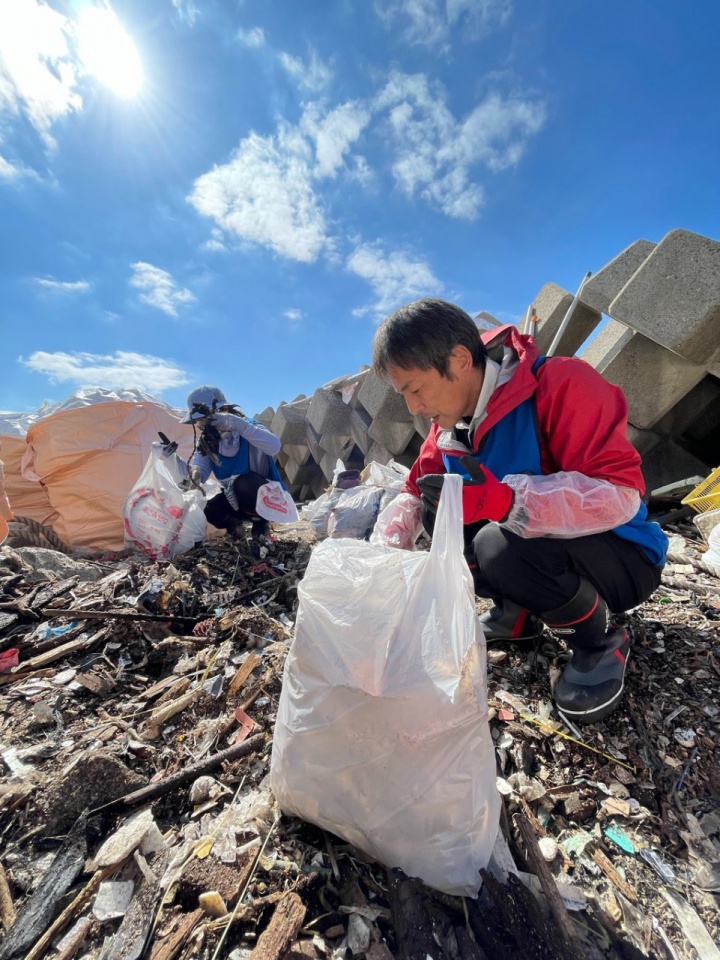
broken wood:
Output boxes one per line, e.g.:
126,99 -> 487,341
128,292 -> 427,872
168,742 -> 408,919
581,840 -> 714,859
590,847 -> 638,904
248,891 -> 306,960
12,630 -> 103,672
149,908 -> 203,960
90,733 -> 265,816
38,607 -> 204,625
24,866 -> 114,960
0,813 -> 87,960
0,860 -> 15,932
514,810 -> 583,960
228,651 -> 261,697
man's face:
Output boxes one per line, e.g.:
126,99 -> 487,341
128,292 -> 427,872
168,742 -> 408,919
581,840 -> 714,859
385,347 -> 482,430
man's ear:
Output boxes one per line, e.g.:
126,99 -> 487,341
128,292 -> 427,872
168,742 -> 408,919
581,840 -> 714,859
447,344 -> 474,380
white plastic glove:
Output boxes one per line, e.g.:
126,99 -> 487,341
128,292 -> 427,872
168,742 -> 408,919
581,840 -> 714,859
211,412 -> 247,434
370,492 -> 423,550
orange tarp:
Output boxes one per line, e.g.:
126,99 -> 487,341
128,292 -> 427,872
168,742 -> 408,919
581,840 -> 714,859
19,401 -> 196,551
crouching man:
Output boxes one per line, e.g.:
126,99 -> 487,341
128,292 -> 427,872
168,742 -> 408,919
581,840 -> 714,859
371,299 -> 667,724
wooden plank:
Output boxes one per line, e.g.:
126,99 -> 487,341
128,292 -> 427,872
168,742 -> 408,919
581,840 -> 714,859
249,892 -> 306,960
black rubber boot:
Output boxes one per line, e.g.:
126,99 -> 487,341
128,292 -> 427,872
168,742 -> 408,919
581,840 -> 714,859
479,601 -> 543,644
541,580 -> 629,724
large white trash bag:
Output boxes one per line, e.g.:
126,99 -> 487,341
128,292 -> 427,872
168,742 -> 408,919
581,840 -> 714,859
123,444 -> 207,560
271,475 -> 499,897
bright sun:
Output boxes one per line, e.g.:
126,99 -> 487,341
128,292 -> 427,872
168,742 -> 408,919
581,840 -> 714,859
76,5 -> 143,98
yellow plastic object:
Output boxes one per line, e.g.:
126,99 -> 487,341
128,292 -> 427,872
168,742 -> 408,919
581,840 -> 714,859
682,466 -> 720,513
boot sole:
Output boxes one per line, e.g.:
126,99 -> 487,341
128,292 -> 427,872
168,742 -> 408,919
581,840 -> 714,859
555,650 -> 628,725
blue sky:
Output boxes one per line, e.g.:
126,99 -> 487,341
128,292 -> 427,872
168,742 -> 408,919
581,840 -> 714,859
1,0 -> 719,420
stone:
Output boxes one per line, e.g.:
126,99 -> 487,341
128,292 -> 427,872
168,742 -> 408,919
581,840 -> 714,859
349,406 -> 372,456
254,406 -> 276,430
271,398 -> 311,445
283,458 -> 322,488
357,369 -> 412,422
531,282 -> 602,357
307,389 -> 351,436
609,228 -> 720,375
582,239 -> 656,314
368,418 -> 417,456
283,443 -> 312,466
641,440 -> 711,495
304,422 -> 324,462
319,433 -> 356,461
41,751 -> 148,833
364,440 -> 392,466
579,320 -> 706,429
15,547 -> 105,583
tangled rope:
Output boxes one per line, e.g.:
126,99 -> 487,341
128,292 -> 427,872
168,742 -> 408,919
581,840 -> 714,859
5,516 -> 74,555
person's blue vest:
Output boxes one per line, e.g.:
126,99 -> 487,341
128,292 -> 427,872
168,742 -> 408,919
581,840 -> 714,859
211,431 -> 284,487
441,358 -> 667,567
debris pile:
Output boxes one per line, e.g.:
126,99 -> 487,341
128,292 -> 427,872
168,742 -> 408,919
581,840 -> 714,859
0,517 -> 718,960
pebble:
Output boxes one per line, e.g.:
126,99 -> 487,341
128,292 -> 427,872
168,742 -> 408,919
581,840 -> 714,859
538,837 -> 559,861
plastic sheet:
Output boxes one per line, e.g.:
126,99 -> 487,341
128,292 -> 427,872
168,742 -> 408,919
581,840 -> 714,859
502,472 -> 640,538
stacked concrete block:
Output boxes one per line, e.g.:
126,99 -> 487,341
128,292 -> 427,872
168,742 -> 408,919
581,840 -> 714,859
308,388 -> 352,436
531,283 -> 602,357
262,227 -> 720,502
608,229 -> 720,377
581,240 -> 656,314
255,406 -> 275,430
271,397 -> 312,445
579,320 -> 706,429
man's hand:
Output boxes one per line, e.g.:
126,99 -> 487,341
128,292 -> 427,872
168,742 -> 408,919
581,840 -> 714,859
416,456 -> 514,524
211,412 -> 247,434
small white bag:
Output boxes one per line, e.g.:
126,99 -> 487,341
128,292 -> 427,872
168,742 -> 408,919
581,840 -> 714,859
123,445 -> 207,560
271,475 -> 499,896
256,481 -> 299,524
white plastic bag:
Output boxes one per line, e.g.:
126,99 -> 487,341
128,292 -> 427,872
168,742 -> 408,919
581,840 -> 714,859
256,481 -> 299,524
326,485 -> 383,540
123,445 -> 207,560
271,475 -> 499,896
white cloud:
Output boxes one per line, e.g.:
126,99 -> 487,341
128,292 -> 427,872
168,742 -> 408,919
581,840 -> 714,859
375,0 -> 511,48
279,50 -> 332,92
283,309 -> 303,325
0,0 -> 82,148
129,262 -> 196,316
237,26 -> 265,47
375,71 -> 545,219
301,101 -> 371,179
188,127 -> 327,263
0,154 -> 24,180
171,0 -> 199,25
35,277 -> 90,292
347,242 -> 442,318
21,350 -> 189,392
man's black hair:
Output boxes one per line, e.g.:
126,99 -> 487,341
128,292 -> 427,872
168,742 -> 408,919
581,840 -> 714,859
372,298 -> 486,379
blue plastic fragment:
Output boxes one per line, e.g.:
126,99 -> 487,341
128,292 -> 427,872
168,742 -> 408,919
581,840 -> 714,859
604,825 -> 636,854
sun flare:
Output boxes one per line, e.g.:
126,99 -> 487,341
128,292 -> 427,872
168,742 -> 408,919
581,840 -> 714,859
76,4 -> 143,98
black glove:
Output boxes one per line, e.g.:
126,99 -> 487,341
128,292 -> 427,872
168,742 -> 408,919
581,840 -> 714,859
157,432 -> 178,458
416,456 -> 486,514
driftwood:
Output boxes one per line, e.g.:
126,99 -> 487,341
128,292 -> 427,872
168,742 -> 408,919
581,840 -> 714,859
24,867 -> 115,960
248,892 -> 306,960
90,733 -> 265,816
0,813 -> 87,960
0,861 -> 15,931
514,810 -> 584,960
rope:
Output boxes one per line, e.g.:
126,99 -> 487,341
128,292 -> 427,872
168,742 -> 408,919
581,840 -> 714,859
6,516 -> 74,555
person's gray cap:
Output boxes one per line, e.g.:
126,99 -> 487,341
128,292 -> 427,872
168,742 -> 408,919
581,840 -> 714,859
181,385 -> 227,423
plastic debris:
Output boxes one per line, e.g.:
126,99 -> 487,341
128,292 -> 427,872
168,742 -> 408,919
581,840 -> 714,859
93,880 -> 135,921
604,825 -> 636,854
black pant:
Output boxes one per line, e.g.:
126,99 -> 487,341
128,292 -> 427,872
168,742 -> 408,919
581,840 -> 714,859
469,523 -> 662,615
205,472 -> 266,531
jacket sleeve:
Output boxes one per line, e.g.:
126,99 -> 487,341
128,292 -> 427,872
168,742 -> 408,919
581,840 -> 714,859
240,419 -> 282,457
189,452 -> 214,483
500,357 -> 644,538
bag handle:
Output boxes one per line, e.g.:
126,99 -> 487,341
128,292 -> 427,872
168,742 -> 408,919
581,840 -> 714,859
428,473 -> 464,562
